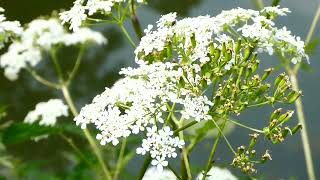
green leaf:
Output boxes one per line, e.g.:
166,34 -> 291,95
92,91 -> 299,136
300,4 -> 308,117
2,123 -> 61,145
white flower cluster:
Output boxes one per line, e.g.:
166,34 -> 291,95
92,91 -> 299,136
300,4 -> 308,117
24,99 -> 69,126
137,126 -> 185,171
196,167 -> 238,180
136,6 -> 308,66
0,7 -> 22,49
60,0 -> 144,31
0,18 -> 106,81
75,61 -> 213,169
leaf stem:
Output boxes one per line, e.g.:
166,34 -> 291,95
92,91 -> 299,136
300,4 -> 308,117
49,49 -> 112,180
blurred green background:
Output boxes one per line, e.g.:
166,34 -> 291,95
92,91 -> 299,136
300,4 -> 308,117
0,0 -> 319,179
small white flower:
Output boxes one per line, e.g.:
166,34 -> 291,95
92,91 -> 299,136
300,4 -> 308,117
151,156 -> 169,172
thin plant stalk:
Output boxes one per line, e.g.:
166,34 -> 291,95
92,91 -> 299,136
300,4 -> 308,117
178,118 -> 192,180
114,138 -> 127,180
201,118 -> 227,180
282,4 -> 320,180
49,49 -> 112,180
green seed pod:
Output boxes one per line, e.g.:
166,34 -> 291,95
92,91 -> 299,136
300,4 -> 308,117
291,123 -> 302,134
274,73 -> 286,88
209,41 -> 215,55
248,133 -> 259,151
235,39 -> 241,54
213,49 -> 221,63
251,60 -> 259,73
270,108 -> 282,121
261,68 -> 273,81
225,49 -> 233,62
243,46 -> 254,61
256,84 -> 271,96
286,91 -> 302,103
278,110 -> 294,124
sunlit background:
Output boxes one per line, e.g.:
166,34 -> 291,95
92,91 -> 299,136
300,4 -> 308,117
0,0 -> 319,179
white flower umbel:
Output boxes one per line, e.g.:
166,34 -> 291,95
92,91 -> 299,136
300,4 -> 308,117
0,7 -> 22,49
0,17 -> 106,81
196,167 -> 238,180
137,126 -> 185,171
24,99 -> 69,126
60,0 -> 144,31
75,61 -> 215,168
142,167 -> 176,180
136,6 -> 308,67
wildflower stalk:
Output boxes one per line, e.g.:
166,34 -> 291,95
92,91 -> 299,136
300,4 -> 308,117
26,68 -> 61,89
119,23 -> 136,47
288,70 -> 316,180
59,133 -> 93,167
201,118 -> 227,180
49,49 -> 112,180
114,138 -> 127,180
279,4 -> 320,180
61,78 -> 112,180
228,119 -> 264,133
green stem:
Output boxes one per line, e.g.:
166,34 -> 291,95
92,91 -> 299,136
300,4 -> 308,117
67,45 -> 85,85
49,50 -> 112,180
288,72 -> 316,180
119,23 -> 136,47
306,4 -> 320,45
114,138 -> 127,180
201,119 -> 227,180
26,68 -> 61,89
178,118 -> 192,180
61,85 -> 112,180
211,119 -> 236,154
165,103 -> 176,126
173,120 -> 197,135
137,155 -> 152,180
228,119 -> 264,133
247,101 -> 269,108
59,133 -> 92,167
